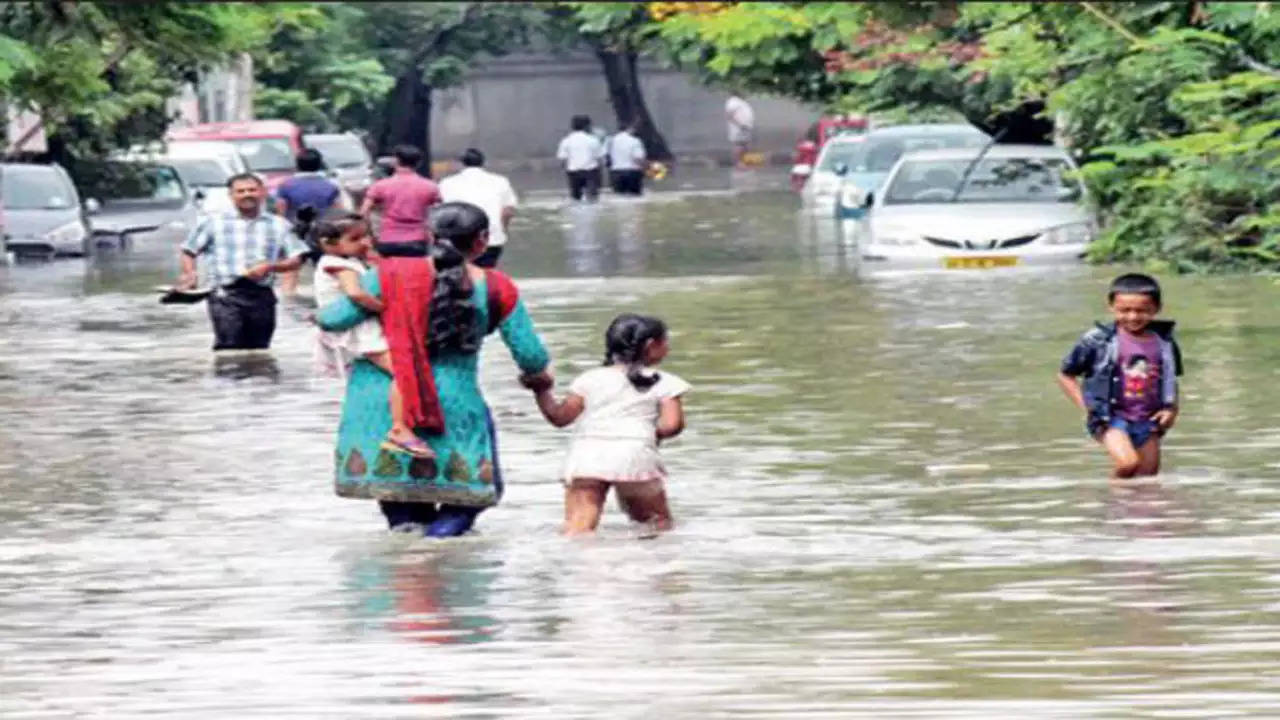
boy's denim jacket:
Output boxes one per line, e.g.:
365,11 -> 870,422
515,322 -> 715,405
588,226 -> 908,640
1060,320 -> 1183,436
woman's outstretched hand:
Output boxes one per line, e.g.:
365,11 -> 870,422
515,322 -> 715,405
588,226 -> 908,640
519,371 -> 555,394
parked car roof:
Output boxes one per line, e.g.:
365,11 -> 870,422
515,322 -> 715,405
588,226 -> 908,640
168,120 -> 299,139
864,123 -> 987,137
1,162 -> 80,210
898,144 -> 1070,162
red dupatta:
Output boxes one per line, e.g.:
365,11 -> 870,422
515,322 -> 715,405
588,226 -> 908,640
377,258 -> 521,434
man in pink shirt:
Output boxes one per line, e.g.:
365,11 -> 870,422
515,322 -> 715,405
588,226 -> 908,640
360,144 -> 441,252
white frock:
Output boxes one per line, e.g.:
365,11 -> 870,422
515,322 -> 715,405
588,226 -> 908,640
312,255 -> 389,378
562,366 -> 691,484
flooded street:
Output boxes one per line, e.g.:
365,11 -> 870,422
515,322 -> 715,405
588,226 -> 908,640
3,171 -> 1280,718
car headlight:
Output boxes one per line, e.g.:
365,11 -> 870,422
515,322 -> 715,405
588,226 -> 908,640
1043,222 -> 1094,245
44,220 -> 86,247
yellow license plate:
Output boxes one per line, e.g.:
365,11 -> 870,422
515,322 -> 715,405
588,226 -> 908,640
943,256 -> 1020,270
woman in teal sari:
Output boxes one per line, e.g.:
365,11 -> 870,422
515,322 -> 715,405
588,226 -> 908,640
316,202 -> 551,536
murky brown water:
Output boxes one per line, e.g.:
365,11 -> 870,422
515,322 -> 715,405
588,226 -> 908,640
3,170 -> 1280,718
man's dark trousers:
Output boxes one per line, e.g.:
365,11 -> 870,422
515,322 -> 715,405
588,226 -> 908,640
207,278 -> 277,350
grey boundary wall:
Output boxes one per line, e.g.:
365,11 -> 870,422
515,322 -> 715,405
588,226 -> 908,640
430,51 -> 818,170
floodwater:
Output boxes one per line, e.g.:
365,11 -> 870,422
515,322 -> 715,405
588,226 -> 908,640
2,168 -> 1280,718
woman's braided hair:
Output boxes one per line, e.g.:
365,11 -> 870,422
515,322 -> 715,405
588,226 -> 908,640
427,201 -> 488,356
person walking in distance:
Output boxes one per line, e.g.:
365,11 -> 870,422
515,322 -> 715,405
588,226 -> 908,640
557,115 -> 605,202
176,173 -> 309,351
438,148 -> 518,268
608,121 -> 648,196
359,144 -> 441,254
725,92 -> 755,169
274,147 -> 343,295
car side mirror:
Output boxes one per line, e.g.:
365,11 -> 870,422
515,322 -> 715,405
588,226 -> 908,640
864,191 -> 874,207
192,188 -> 206,202
83,198 -> 101,215
834,162 -> 849,177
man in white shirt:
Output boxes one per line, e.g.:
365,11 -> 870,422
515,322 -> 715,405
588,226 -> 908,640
437,147 -> 518,268
725,93 -> 755,169
556,114 -> 605,202
607,122 -> 648,196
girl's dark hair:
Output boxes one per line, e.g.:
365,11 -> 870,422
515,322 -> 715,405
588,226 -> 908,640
427,202 -> 490,356
1108,273 -> 1162,307
603,313 -> 667,390
314,210 -> 366,246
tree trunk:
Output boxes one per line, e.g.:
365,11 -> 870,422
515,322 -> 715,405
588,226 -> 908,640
594,47 -> 673,162
376,68 -> 434,175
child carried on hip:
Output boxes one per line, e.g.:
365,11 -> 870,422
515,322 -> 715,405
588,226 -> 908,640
311,211 -> 434,460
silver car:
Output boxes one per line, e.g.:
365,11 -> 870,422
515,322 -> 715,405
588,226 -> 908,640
853,145 -> 1098,271
304,133 -> 375,204
1,163 -> 93,258
74,161 -> 200,251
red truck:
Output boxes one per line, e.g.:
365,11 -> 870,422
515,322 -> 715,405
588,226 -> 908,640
790,114 -> 870,192
166,120 -> 304,193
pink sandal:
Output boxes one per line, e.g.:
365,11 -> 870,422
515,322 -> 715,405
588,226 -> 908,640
382,434 -> 436,459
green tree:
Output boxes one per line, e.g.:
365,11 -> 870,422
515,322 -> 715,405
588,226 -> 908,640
0,2 -> 297,163
252,3 -> 394,134
557,3 -> 674,161
355,2 -> 544,172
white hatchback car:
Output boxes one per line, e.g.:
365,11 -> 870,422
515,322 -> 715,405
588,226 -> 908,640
800,135 -> 867,213
854,145 -> 1098,270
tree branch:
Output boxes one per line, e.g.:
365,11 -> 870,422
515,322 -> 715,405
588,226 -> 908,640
1078,2 -> 1144,45
411,3 -> 482,70
1238,51 -> 1280,78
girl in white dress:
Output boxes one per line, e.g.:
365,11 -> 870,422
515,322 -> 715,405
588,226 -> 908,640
525,313 -> 689,535
312,212 -> 433,459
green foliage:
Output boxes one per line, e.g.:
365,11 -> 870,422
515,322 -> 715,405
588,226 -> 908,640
0,35 -> 36,90
1081,70 -> 1280,273
649,1 -> 1280,273
252,4 -> 393,132
0,3 -> 293,158
254,2 -> 540,139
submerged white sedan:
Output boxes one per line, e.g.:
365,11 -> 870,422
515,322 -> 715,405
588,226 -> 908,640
852,145 -> 1098,270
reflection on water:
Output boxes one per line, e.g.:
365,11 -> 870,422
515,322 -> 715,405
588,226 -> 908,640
2,176 -> 1280,717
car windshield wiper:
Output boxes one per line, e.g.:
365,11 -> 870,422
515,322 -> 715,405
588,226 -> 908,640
949,127 -> 1008,202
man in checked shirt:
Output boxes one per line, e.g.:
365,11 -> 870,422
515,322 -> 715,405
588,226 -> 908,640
176,173 -> 309,351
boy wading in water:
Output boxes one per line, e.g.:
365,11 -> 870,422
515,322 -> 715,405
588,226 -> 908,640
1057,273 -> 1184,479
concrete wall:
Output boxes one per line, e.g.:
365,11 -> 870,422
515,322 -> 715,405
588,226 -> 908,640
431,51 -> 817,166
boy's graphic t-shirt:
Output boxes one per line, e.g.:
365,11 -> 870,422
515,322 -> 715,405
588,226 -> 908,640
1116,330 -> 1163,421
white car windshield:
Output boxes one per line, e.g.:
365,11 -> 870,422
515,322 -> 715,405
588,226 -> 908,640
306,137 -> 369,168
1,167 -> 74,209
834,132 -> 987,173
232,138 -> 295,172
816,142 -> 867,172
885,157 -> 1082,204
167,159 -> 230,187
